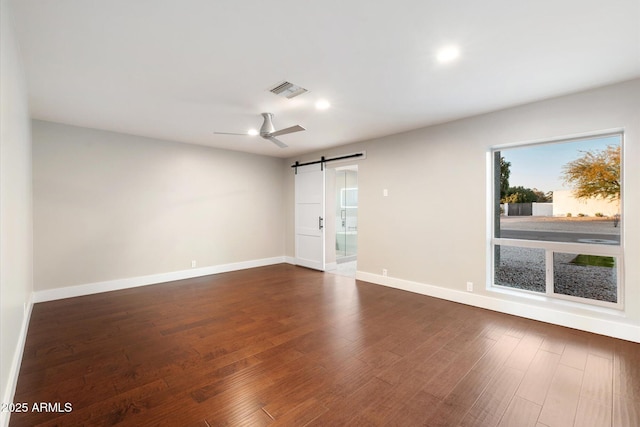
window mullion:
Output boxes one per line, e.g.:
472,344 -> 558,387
545,249 -> 554,297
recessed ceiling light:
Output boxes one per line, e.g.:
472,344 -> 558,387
315,99 -> 331,110
436,45 -> 460,63
247,129 -> 258,136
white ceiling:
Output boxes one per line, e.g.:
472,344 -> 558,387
10,0 -> 640,158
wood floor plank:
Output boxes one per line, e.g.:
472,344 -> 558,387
497,396 -> 542,427
537,364 -> 584,427
259,364 -> 327,419
236,408 -> 274,427
539,332 -> 567,355
504,333 -> 544,371
423,334 -> 520,427
349,348 -> 459,425
420,335 -> 497,401
516,350 -> 561,406
581,354 -> 613,402
268,397 -> 327,426
460,366 -> 525,427
614,351 -> 640,401
384,390 -> 442,426
559,336 -> 589,370
7,264 -> 640,427
376,342 -> 457,387
314,356 -> 374,408
587,334 -> 615,361
613,394 -> 640,427
574,396 -> 612,427
306,377 -> 392,426
573,353 -> 613,427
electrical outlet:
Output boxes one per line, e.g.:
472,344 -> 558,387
191,260 -> 197,268
466,281 -> 473,292
383,189 -> 388,197
382,269 -> 388,277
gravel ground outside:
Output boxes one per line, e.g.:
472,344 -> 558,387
553,252 -> 616,302
494,246 -> 546,293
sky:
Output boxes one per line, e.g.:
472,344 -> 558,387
500,134 -> 621,194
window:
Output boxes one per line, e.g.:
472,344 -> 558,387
491,133 -> 623,308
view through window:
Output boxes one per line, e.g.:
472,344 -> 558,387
492,133 -> 622,307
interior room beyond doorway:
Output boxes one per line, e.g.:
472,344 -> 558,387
326,165 -> 358,277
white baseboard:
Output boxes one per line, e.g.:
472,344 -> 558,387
33,256 -> 286,303
356,271 -> 640,343
1,293 -> 34,427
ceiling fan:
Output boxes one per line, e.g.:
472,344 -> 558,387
214,112 -> 305,148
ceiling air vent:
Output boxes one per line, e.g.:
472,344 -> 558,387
269,81 -> 308,99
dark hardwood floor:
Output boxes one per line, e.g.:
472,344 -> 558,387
9,264 -> 640,426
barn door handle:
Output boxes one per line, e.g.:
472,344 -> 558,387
319,216 -> 324,230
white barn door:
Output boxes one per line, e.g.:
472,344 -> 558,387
295,164 -> 325,270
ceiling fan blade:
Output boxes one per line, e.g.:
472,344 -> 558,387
265,136 -> 288,148
213,131 -> 248,136
269,125 -> 305,137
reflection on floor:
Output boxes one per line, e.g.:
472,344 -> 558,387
326,261 -> 357,278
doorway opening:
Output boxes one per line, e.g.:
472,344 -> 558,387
327,165 -> 357,277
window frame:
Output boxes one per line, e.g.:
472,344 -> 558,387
489,131 -> 624,310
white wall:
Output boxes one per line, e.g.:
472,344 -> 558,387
286,79 -> 640,342
0,0 -> 33,422
532,202 -> 553,216
33,121 -> 286,292
553,190 -> 620,217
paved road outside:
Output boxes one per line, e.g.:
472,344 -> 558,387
498,216 -> 620,244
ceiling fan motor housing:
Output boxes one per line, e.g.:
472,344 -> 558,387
260,113 -> 275,136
